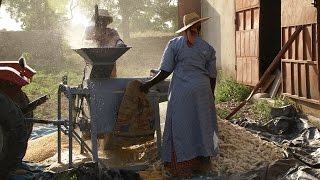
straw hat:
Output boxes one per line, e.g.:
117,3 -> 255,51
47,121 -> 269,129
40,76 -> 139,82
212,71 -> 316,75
92,9 -> 113,24
176,12 -> 210,33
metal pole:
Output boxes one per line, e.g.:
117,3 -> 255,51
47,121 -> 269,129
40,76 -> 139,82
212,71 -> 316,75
91,120 -> 99,162
72,130 -> 106,169
79,97 -> 85,154
25,118 -> 65,125
153,92 -> 162,156
67,88 -> 74,168
57,85 -> 62,163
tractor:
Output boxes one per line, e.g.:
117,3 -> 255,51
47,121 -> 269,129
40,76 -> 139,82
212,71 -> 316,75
0,57 -> 47,179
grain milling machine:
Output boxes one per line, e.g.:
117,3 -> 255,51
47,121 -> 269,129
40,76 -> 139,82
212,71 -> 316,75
57,47 -> 169,167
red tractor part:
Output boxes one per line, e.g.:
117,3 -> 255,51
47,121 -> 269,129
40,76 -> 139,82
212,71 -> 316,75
0,57 -> 37,179
0,60 -> 36,87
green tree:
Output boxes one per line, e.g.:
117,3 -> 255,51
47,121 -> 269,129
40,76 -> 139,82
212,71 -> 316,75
77,0 -> 177,38
4,0 -> 67,30
149,0 -> 178,31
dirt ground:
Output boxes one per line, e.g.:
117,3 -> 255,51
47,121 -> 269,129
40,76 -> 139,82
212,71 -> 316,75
24,101 -> 285,178
24,102 -> 169,172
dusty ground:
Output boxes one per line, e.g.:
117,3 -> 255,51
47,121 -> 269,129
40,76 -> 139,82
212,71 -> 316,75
24,102 -> 168,172
24,101 -> 285,179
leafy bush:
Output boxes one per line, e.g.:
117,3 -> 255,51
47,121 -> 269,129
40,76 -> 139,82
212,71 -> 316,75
216,76 -> 251,102
251,100 -> 272,122
250,96 -> 296,122
274,96 -> 296,108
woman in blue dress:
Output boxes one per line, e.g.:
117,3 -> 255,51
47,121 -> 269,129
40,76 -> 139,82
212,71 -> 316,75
141,12 -> 219,177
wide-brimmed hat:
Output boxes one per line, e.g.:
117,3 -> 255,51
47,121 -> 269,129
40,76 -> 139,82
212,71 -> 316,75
91,9 -> 113,24
176,12 -> 210,33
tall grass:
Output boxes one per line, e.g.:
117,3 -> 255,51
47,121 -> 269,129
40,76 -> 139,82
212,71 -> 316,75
215,74 -> 251,103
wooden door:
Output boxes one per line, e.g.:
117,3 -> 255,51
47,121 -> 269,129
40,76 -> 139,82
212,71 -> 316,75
281,0 -> 320,104
235,0 -> 260,86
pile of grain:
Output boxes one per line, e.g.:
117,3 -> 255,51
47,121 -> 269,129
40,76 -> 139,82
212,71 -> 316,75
212,119 -> 286,173
138,118 -> 286,179
24,132 -> 69,162
25,110 -> 285,178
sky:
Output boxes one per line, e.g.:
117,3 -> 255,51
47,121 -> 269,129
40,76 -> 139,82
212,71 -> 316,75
0,3 -> 89,31
0,6 -> 22,31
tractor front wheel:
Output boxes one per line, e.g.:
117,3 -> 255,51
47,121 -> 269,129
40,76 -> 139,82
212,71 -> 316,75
0,93 -> 28,179
11,89 -> 34,139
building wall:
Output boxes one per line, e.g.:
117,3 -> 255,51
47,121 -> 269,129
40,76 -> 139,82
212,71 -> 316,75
202,0 -> 236,78
178,0 -> 201,30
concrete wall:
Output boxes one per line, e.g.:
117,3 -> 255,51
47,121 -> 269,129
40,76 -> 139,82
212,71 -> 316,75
202,0 -> 236,78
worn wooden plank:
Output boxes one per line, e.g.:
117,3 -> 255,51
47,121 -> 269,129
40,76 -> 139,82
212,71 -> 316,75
283,62 -> 292,94
240,31 -> 245,56
306,63 -> 311,99
242,57 -> 248,84
282,59 -> 318,64
252,58 -> 259,85
245,9 -> 252,30
244,31 -> 250,57
281,0 -> 317,26
249,30 -> 256,56
300,64 -> 307,97
282,62 -> 286,93
236,0 -> 244,11
247,57 -> 252,84
293,63 -> 299,96
312,24 -> 317,61
253,8 -> 259,29
255,29 -> 259,56
297,26 -> 304,60
239,12 -> 244,31
317,2 -> 320,102
309,64 -> 320,100
236,0 -> 260,11
283,93 -> 320,105
250,0 -> 259,7
304,25 -> 312,60
290,27 -> 295,59
237,58 -> 243,82
282,27 -> 288,59
236,31 -> 241,56
236,13 -> 240,31
243,0 -> 250,8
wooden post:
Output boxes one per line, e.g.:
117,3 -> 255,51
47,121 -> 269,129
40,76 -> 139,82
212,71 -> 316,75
317,0 -> 320,102
225,25 -> 303,120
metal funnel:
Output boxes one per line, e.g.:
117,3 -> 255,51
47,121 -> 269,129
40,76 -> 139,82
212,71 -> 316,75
73,47 -> 131,65
73,47 -> 131,79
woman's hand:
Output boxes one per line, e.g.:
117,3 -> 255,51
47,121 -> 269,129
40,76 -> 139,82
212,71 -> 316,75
140,70 -> 171,94
140,82 -> 151,94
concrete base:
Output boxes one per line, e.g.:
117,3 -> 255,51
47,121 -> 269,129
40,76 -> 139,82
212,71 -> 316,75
293,99 -> 320,129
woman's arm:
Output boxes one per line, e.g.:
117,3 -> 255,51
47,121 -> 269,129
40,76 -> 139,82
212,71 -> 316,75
141,70 -> 171,93
210,77 -> 216,98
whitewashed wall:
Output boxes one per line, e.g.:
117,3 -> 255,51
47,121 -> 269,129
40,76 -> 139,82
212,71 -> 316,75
201,0 -> 236,78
